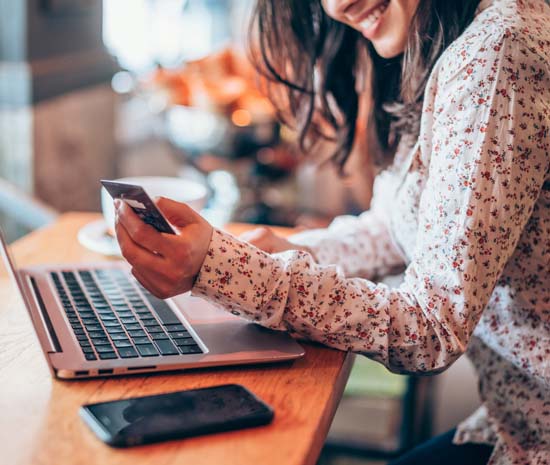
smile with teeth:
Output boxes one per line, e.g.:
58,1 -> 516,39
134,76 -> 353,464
359,0 -> 390,31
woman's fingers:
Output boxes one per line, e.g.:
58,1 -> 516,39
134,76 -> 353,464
131,266 -> 194,299
130,267 -> 157,294
116,201 -> 170,256
156,197 -> 199,228
239,227 -> 271,242
239,227 -> 275,252
115,218 -> 166,271
130,267 -> 169,299
239,227 -> 298,254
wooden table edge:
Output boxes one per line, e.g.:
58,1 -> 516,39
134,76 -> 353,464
304,352 -> 354,465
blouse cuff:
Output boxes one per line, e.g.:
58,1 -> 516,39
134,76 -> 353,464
191,228 -> 282,322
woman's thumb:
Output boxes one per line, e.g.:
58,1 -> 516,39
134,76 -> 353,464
155,197 -> 198,228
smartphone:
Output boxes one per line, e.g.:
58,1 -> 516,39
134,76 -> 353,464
79,384 -> 274,447
101,180 -> 176,234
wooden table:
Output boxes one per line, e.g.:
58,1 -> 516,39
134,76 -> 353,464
0,213 -> 353,465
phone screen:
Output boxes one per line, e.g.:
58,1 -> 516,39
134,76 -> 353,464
80,384 -> 273,446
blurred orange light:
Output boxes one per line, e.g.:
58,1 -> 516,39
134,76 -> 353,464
231,109 -> 252,127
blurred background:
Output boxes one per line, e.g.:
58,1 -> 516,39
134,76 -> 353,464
0,1 -> 480,463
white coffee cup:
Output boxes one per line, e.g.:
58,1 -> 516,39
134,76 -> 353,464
101,176 -> 208,232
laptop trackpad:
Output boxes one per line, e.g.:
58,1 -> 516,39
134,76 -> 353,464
170,293 -> 244,325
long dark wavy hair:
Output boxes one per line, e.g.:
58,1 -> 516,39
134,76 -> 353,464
249,0 -> 481,171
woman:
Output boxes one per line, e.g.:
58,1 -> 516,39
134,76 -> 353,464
114,0 -> 550,463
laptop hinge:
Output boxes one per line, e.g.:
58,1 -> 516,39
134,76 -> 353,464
28,276 -> 62,353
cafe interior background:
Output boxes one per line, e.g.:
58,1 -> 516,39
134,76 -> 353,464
0,0 -> 482,463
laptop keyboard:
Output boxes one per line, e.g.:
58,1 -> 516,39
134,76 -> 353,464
50,269 -> 203,361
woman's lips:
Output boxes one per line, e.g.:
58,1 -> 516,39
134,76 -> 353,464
344,0 -> 390,25
356,0 -> 390,39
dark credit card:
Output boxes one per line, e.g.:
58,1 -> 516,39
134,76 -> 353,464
101,180 -> 176,234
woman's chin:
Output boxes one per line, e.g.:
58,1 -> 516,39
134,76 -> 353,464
370,38 -> 406,59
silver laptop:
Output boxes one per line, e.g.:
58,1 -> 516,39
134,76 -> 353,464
1,228 -> 304,379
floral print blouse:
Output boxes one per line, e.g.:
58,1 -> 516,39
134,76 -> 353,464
192,0 -> 550,463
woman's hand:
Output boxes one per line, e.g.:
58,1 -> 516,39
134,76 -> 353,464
114,197 -> 213,299
239,227 -> 313,256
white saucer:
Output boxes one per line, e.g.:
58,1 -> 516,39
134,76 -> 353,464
77,219 -> 121,257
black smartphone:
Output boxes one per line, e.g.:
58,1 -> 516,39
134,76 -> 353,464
101,180 -> 176,234
79,384 -> 274,447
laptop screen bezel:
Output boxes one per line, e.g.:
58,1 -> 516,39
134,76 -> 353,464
0,227 -> 36,315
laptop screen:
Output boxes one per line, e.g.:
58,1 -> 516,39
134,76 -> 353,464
0,227 -> 33,312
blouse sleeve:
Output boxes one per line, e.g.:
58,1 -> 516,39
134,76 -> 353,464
287,191 -> 406,279
191,30 -> 549,374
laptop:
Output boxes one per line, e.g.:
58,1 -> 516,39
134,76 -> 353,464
0,228 -> 304,379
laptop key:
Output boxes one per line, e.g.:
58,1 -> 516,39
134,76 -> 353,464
154,339 -> 179,355
145,294 -> 180,325
128,330 -> 146,338
145,325 -> 164,333
135,310 -> 152,317
120,317 -> 137,324
98,351 -> 118,360
82,346 -> 95,354
77,311 -> 95,319
88,330 -> 106,338
76,307 -> 93,314
79,340 -> 91,347
151,332 -> 169,340
118,347 -> 138,358
111,333 -> 129,341
116,311 -> 134,318
95,309 -> 113,316
136,344 -> 159,357
132,336 -> 150,345
178,345 -> 202,355
94,304 -> 110,310
76,334 -> 89,341
113,340 -> 132,348
164,324 -> 186,332
91,337 -> 111,346
106,326 -> 125,334
96,345 -> 115,353
168,331 -> 191,339
75,302 -> 91,310
85,353 -> 97,361
124,323 -> 142,331
172,337 -> 197,347
84,324 -> 103,332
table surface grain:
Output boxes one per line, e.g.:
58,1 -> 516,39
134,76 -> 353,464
0,213 -> 352,465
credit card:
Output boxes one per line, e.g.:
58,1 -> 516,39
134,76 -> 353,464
101,180 -> 176,234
